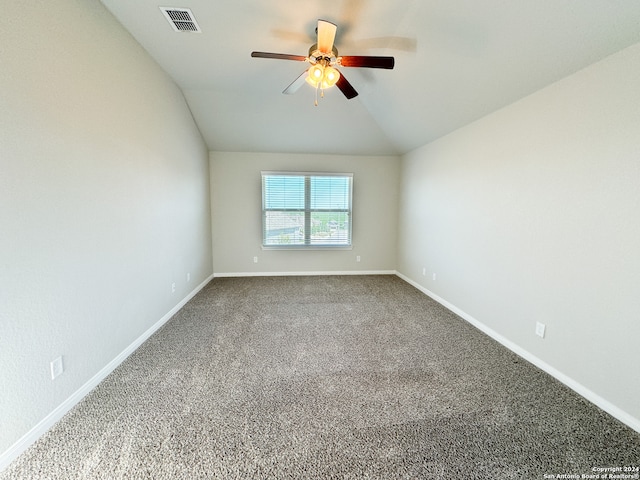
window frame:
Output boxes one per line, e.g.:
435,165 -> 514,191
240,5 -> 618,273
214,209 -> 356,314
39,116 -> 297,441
261,171 -> 353,250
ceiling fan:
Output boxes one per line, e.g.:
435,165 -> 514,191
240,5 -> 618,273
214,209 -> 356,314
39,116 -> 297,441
251,19 -> 395,105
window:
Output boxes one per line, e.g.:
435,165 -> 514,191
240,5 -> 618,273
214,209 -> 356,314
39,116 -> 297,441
262,172 -> 353,248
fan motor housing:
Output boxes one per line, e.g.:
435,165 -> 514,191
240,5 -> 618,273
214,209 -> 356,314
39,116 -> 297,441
308,43 -> 338,63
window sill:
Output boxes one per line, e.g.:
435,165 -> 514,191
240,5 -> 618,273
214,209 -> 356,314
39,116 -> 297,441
261,245 -> 353,251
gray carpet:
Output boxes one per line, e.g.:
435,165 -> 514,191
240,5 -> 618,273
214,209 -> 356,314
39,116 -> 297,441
2,275 -> 639,479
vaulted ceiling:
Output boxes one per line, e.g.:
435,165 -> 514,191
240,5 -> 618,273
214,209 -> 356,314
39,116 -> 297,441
101,0 -> 640,156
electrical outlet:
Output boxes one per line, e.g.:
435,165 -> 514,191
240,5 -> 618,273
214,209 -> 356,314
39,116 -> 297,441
50,356 -> 64,380
187,272 -> 191,282
171,282 -> 176,293
422,267 -> 426,276
253,256 -> 258,263
535,322 -> 546,338
356,256 -> 361,262
432,273 -> 437,281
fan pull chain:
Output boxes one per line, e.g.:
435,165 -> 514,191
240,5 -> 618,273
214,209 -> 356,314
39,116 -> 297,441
314,83 -> 319,106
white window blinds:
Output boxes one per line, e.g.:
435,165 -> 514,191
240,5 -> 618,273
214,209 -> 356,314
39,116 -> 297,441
262,172 -> 353,248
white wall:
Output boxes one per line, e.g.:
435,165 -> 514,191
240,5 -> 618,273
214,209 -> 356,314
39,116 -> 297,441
211,152 -> 399,275
0,0 -> 212,460
397,43 -> 640,429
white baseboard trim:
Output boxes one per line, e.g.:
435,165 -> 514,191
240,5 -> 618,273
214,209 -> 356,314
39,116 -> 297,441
396,272 -> 640,434
213,270 -> 396,278
0,273 -> 215,473
4,270 -> 636,472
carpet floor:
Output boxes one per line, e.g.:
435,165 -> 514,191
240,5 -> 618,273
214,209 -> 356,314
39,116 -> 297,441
2,275 -> 639,479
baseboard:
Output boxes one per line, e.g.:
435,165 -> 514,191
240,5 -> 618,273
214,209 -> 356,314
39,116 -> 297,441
4,271 -> 637,473
213,270 -> 396,278
395,272 -> 640,434
0,273 -> 215,473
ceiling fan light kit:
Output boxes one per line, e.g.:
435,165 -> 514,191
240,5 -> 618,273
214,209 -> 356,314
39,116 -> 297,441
251,19 -> 395,106
305,63 -> 340,88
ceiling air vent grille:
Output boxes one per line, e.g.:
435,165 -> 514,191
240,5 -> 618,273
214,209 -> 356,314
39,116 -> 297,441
160,7 -> 201,32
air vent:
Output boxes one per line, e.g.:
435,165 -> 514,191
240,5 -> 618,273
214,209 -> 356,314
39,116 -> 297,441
159,7 -> 201,32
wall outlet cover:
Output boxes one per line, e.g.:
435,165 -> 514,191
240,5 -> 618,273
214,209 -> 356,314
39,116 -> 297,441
50,356 -> 64,380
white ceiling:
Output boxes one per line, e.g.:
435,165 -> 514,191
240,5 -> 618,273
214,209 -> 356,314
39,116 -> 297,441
100,0 -> 640,156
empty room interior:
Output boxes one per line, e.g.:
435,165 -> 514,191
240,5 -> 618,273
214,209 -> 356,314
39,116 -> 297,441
1,0 -> 639,477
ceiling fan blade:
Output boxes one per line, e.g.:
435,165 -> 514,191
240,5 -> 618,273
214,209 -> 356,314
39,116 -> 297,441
283,70 -> 308,95
317,19 -> 337,54
336,72 -> 358,99
339,55 -> 395,69
251,51 -> 307,62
